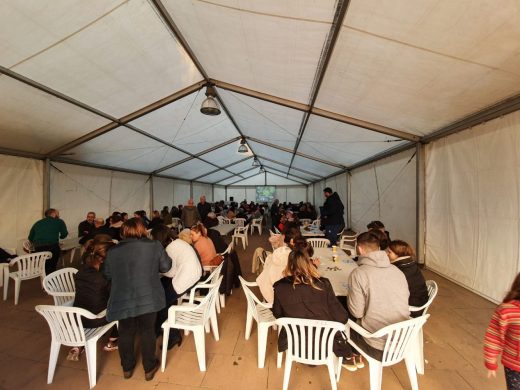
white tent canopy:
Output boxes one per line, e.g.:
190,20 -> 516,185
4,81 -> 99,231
2,0 -> 520,302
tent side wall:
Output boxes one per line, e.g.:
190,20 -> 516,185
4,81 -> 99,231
425,110 -> 520,303
349,148 -> 417,247
0,155 -> 43,253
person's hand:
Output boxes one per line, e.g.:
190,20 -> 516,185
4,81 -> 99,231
487,369 -> 496,379
312,257 -> 321,267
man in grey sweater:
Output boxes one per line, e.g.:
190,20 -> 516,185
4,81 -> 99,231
343,231 -> 410,371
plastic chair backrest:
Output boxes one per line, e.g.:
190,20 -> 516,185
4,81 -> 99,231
217,216 -> 225,225
378,315 -> 429,366
23,240 -> 34,253
234,226 -> 248,235
235,218 -> 246,227
276,317 -> 345,364
410,280 -> 438,315
172,276 -> 222,325
10,251 -> 52,279
35,305 -> 92,346
171,218 -> 181,227
308,238 -> 330,248
43,268 -> 78,306
219,242 -> 233,256
311,219 -> 320,227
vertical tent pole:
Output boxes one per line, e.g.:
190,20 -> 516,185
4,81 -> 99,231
190,181 -> 193,200
149,175 -> 154,216
415,142 -> 423,264
43,158 -> 51,214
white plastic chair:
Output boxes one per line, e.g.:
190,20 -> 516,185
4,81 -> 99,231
35,305 -> 117,389
216,215 -> 225,225
3,251 -> 52,305
161,276 -> 223,372
239,277 -> 276,368
339,233 -> 357,251
234,218 -> 246,227
171,217 -> 182,230
409,280 -> 438,374
43,268 -> 78,306
311,219 -> 320,227
276,318 -> 345,390
308,238 -> 330,248
299,218 -> 312,225
232,225 -> 249,250
23,239 -> 35,253
343,315 -> 430,390
250,217 -> 263,235
183,262 -> 224,314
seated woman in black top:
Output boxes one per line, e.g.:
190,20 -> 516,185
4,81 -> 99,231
387,240 -> 429,317
272,239 -> 350,361
68,239 -> 118,361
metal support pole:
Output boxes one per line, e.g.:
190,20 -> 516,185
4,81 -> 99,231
43,158 -> 51,214
415,143 -> 424,264
190,181 -> 193,200
149,175 -> 154,215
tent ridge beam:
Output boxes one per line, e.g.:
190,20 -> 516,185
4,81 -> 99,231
48,81 -> 206,156
216,167 -> 259,185
152,137 -> 241,174
264,169 -> 308,186
255,154 -> 322,178
262,164 -> 310,184
191,156 -> 253,181
210,79 -> 419,142
0,146 -> 46,160
287,0 -> 351,173
247,136 -> 345,169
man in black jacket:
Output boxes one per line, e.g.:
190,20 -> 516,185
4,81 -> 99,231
197,196 -> 212,223
321,187 -> 345,247
78,212 -> 96,242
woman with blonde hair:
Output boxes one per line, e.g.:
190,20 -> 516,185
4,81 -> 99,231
272,238 -> 349,358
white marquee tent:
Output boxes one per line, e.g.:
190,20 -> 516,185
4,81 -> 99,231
2,0 -> 520,303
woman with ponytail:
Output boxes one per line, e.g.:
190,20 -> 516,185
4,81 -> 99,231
272,241 -> 349,358
484,273 -> 520,388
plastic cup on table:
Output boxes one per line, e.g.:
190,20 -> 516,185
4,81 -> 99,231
332,245 -> 337,253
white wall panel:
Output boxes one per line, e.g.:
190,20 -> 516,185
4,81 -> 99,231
0,156 -> 43,252
426,111 -> 520,302
227,187 -> 246,203
214,186 -> 226,202
350,148 -> 416,245
153,177 -> 174,210
286,187 -> 307,203
193,182 -> 212,202
110,171 -> 150,215
173,180 -> 191,206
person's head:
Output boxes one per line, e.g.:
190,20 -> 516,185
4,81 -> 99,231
94,218 -> 104,228
84,239 -> 114,270
120,218 -> 148,239
504,273 -> 520,303
111,214 -> 122,224
367,220 -> 385,233
86,212 -> 96,224
133,211 -> 141,219
387,240 -> 416,262
367,228 -> 389,250
178,228 -> 192,244
44,208 -> 57,218
200,195 -> 206,204
282,222 -> 302,246
190,223 -> 207,243
187,199 -> 194,206
356,231 -> 381,256
121,212 -> 128,221
323,187 -> 333,198
284,239 -> 321,290
162,206 -> 169,212
152,210 -> 160,218
151,224 -> 174,248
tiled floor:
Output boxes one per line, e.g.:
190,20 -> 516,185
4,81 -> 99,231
0,232 -> 506,389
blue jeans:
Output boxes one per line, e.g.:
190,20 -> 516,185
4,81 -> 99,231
324,224 -> 342,246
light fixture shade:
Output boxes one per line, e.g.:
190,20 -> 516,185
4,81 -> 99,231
238,143 -> 249,153
259,166 -> 265,173
200,96 -> 221,115
252,158 -> 259,167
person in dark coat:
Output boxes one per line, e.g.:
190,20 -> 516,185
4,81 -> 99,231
272,239 -> 349,358
206,227 -> 242,294
197,195 -> 212,223
103,218 -> 172,381
67,239 -> 118,361
321,188 -> 345,246
387,240 -> 429,317
78,211 -> 96,241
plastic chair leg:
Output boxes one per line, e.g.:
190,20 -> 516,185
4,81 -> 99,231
47,341 -> 61,384
282,357 -> 293,390
405,354 -> 419,390
327,360 -> 338,390
210,308 -> 219,341
219,293 -> 225,309
85,340 -> 97,388
277,351 -> 283,368
14,278 -> 21,305
415,329 -> 425,374
244,313 -> 253,340
257,323 -> 269,368
193,328 -> 207,371
368,361 -> 383,390
161,327 -> 170,372
2,273 -> 8,300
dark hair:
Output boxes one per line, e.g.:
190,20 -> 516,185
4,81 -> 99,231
111,214 -> 122,223
504,273 -> 520,303
367,220 -> 385,230
282,222 -> 301,244
151,224 -> 174,248
323,187 -> 333,194
44,208 -> 56,217
84,239 -> 114,268
356,231 -> 381,251
368,229 -> 389,250
388,240 -> 415,259
121,218 -> 148,239
285,246 -> 321,290
190,223 -> 207,237
290,236 -> 314,257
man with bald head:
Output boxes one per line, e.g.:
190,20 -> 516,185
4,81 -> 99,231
197,195 -> 212,223
181,199 -> 200,228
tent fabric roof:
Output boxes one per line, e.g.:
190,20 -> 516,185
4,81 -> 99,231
1,0 -> 520,185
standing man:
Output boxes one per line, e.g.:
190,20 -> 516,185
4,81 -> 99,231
197,195 -> 212,223
321,187 -> 345,246
28,208 -> 68,275
78,211 -> 95,244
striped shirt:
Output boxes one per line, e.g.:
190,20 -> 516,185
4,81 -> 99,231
484,300 -> 520,371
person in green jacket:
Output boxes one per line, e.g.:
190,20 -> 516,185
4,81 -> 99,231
28,208 -> 68,275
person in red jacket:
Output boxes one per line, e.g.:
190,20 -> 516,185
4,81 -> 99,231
484,272 -> 520,388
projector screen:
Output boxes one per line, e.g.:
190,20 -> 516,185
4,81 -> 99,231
256,186 -> 276,202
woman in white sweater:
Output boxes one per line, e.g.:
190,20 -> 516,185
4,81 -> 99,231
151,225 -> 202,349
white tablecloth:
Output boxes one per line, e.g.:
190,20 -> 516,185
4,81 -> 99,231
210,224 -> 237,236
300,226 -> 325,237
313,247 -> 358,296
